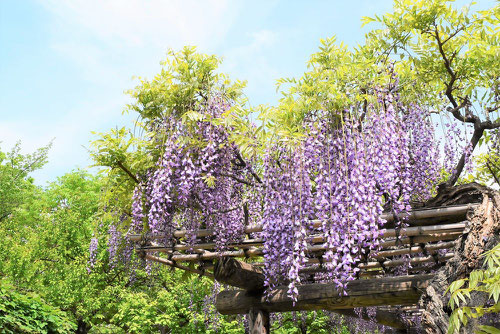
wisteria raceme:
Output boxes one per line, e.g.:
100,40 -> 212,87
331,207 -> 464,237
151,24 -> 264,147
87,236 -> 98,273
108,223 -> 122,268
402,104 -> 441,201
118,80 -> 444,301
261,147 -> 314,298
131,185 -> 144,233
131,97 -> 249,250
443,121 -> 475,176
260,88 -> 441,300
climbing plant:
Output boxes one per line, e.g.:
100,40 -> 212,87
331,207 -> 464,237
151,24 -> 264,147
90,0 -> 500,330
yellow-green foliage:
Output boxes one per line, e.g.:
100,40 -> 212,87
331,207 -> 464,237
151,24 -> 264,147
446,243 -> 500,333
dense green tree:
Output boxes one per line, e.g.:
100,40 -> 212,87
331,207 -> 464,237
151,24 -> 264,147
0,159 -> 251,333
0,142 -> 50,222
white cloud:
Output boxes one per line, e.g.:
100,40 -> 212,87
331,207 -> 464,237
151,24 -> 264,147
14,0 -> 283,184
39,0 -> 241,49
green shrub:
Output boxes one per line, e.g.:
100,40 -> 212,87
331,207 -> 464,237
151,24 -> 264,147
0,282 -> 76,334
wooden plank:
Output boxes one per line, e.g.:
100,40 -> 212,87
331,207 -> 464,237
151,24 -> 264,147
213,258 -> 410,331
216,274 -> 433,315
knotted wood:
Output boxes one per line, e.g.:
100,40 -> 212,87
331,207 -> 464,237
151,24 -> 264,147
214,257 -> 265,293
418,191 -> 500,333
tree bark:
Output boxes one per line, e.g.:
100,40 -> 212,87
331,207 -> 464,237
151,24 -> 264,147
418,188 -> 500,333
214,257 -> 265,293
248,308 -> 270,334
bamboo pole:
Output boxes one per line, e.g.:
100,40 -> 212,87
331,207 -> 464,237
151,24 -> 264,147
144,254 -> 214,279
136,223 -> 464,264
127,204 -> 476,242
136,223 -> 465,255
369,240 -> 456,259
300,252 -> 454,273
145,248 -> 453,276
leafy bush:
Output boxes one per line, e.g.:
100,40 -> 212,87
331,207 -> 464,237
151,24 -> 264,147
0,282 -> 76,333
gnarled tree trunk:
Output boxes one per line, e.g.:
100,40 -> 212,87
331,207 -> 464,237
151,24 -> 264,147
418,184 -> 500,333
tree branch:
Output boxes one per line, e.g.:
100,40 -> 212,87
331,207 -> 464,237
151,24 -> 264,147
445,125 -> 484,187
234,150 -> 263,184
446,98 -> 476,124
486,161 -> 500,186
480,119 -> 500,130
0,212 -> 11,222
486,105 -> 500,113
218,172 -> 258,187
116,160 -> 140,184
209,200 -> 247,215
441,25 -> 466,45
432,26 -> 500,187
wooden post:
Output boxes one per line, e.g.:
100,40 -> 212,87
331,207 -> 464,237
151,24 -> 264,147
248,308 -> 270,334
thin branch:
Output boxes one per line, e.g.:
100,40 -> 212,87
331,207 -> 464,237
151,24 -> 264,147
210,200 -> 246,215
480,119 -> 500,130
116,160 -> 140,184
243,202 -> 249,226
446,126 -> 484,187
433,25 -> 465,117
486,105 -> 500,113
441,25 -> 466,45
446,98 -> 476,124
234,150 -> 263,184
486,161 -> 500,186
217,172 -> 257,187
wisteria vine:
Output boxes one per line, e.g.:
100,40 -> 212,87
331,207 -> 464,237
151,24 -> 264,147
103,75 -> 451,303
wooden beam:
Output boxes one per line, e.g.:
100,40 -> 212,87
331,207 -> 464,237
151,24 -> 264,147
216,274 -> 433,315
214,257 -> 265,293
213,257 -> 410,330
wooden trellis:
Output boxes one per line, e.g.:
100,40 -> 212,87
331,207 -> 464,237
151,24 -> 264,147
128,203 -> 479,333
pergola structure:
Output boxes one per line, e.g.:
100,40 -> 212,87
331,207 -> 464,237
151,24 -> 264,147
128,200 -> 483,333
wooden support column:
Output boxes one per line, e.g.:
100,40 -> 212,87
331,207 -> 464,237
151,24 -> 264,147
248,308 -> 270,334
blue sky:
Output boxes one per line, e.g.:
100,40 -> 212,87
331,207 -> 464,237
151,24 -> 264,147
0,0 -> 494,185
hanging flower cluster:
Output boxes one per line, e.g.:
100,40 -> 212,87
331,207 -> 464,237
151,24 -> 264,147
131,97 -> 254,250
260,87 -> 441,301
442,120 -> 475,175
124,80 -> 442,301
